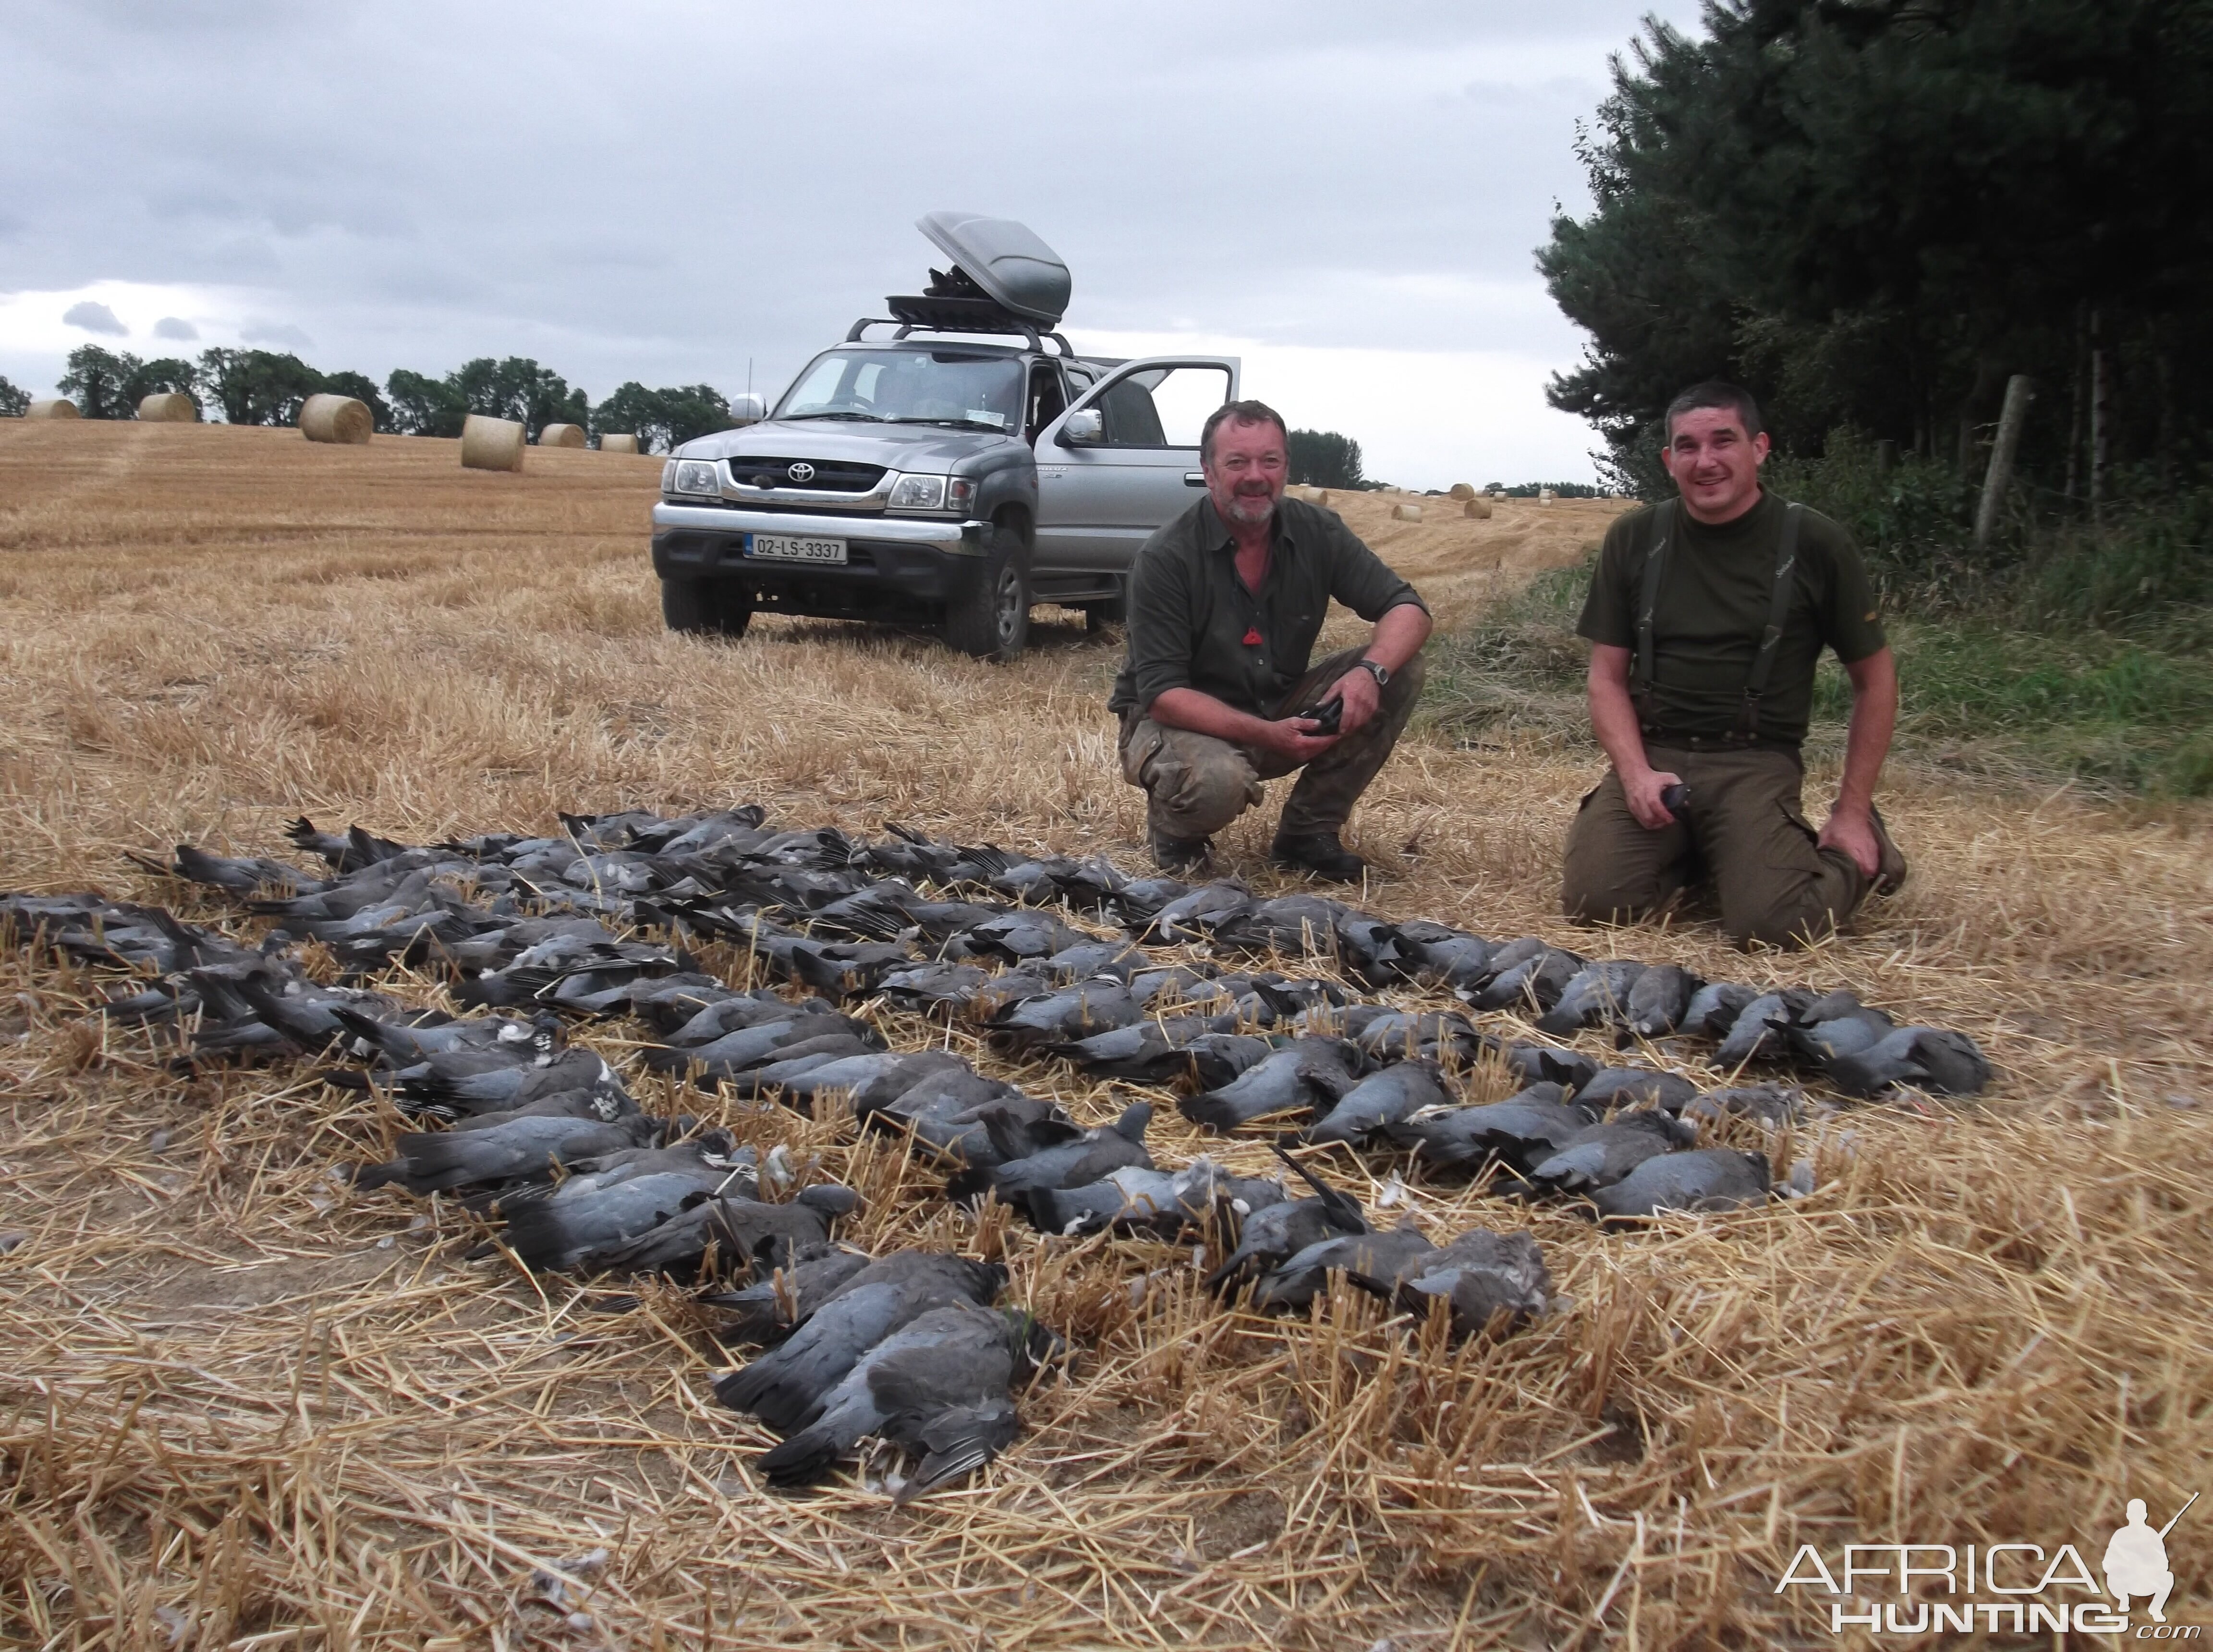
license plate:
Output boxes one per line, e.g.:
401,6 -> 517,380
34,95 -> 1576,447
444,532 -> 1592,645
745,532 -> 847,565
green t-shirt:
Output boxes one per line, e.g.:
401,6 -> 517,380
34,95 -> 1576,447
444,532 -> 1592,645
1576,490 -> 1887,747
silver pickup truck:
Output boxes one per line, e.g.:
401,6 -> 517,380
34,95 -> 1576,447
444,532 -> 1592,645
650,213 -> 1238,660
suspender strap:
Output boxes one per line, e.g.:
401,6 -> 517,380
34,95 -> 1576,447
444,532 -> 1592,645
1630,498 -> 1677,727
1734,501 -> 1804,743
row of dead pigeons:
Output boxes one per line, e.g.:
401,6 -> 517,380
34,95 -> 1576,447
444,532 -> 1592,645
118,805 -> 1987,1099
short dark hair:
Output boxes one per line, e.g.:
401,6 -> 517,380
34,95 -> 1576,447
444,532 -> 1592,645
1201,399 -> 1289,465
1665,381 -> 1764,442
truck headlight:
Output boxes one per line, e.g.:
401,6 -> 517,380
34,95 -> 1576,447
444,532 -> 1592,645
669,459 -> 722,497
887,473 -> 948,510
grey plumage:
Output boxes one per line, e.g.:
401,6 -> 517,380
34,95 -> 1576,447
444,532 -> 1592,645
1304,1060 -> 1457,1147
702,1246 -> 875,1342
1180,1039 -> 1361,1132
495,1134 -> 753,1270
1591,1147 -> 1772,1220
1825,1026 -> 1990,1097
1624,964 -> 1700,1038
353,1109 -> 657,1194
1683,1083 -> 1804,1129
1398,1229 -> 1553,1335
1523,1110 -> 1694,1193
1503,1043 -> 1601,1093
1383,1086 -> 1594,1175
1204,1150 -> 1366,1292
985,979 -> 1140,1047
1534,960 -> 1646,1036
712,1251 -> 1008,1437
754,1301 -> 1037,1494
1571,1067 -> 1701,1115
947,1102 -> 1154,1204
1681,981 -> 1758,1039
1248,1227 -> 1438,1312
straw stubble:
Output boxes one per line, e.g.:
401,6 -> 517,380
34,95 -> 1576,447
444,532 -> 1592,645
0,419 -> 2206,1649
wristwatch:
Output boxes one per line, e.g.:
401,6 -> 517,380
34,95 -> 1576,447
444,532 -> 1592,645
1355,658 -> 1390,688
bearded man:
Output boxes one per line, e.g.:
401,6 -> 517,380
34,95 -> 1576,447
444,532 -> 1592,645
1107,400 -> 1432,882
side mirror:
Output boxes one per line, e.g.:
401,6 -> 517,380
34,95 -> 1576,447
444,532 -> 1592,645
1060,407 -> 1104,446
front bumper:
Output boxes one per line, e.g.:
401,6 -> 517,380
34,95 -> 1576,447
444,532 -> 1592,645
650,503 -> 990,618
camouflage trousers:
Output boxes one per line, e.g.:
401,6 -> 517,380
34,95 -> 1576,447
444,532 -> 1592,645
1117,646 -> 1426,842
1560,743 -> 1880,949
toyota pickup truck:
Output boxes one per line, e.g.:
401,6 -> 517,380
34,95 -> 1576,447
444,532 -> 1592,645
650,212 -> 1238,659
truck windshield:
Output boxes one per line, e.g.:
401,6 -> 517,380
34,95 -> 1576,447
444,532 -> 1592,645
776,349 -> 1026,433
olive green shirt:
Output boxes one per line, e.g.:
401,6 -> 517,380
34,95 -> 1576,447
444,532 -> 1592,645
1576,490 -> 1887,747
1109,497 -> 1426,718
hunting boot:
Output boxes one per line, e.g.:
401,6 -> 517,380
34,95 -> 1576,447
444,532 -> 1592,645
1269,828 -> 1366,884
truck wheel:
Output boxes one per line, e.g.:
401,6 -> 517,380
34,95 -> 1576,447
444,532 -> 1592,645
944,526 -> 1030,662
661,577 -> 752,638
1082,577 -> 1129,633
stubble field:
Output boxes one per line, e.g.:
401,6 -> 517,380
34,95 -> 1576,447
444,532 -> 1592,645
0,419 -> 2208,1650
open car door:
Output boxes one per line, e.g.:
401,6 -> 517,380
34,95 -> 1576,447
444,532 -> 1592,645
1033,356 -> 1241,578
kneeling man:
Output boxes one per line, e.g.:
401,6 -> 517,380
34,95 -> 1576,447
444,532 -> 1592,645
1563,382 -> 1906,948
1109,400 -> 1432,882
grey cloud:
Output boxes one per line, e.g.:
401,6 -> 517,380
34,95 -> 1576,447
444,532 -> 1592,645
242,320 -> 314,349
0,0 -> 1707,477
63,300 -> 127,335
153,316 -> 198,340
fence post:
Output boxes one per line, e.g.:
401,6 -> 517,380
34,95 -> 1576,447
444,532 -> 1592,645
1974,375 -> 2034,548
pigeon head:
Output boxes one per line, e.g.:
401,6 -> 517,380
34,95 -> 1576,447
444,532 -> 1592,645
796,1183 -> 861,1218
1003,1308 -> 1074,1378
1112,1101 -> 1153,1142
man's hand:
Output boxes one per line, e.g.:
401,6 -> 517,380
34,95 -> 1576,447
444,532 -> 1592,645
1259,716 -> 1342,763
1622,766 -> 1684,831
1324,665 -> 1383,733
1819,802 -> 1881,877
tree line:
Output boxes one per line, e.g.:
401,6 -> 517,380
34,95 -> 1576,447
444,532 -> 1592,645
1541,0 -> 2213,518
5,347 -> 748,452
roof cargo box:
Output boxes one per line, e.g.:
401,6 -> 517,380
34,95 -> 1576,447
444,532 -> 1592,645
895,212 -> 1072,330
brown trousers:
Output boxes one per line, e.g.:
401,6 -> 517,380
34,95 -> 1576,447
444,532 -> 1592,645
1560,744 -> 1871,949
1118,646 -> 1426,841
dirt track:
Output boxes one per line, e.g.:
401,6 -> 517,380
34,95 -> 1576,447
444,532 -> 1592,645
1,420 -> 2207,1648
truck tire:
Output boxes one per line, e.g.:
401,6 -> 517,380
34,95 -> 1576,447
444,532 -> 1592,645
943,525 -> 1030,661
661,577 -> 752,639
1082,577 -> 1129,634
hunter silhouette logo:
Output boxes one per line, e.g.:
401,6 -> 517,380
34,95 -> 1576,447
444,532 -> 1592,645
2107,1494 -> 2197,1624
1776,1489 -> 2201,1636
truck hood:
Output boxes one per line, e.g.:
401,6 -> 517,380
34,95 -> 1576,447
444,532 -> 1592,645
675,418 -> 1022,472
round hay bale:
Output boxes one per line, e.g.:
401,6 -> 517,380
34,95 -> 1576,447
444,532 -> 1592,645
538,423 -> 586,449
1448,482 -> 1476,500
1539,487 -> 1557,503
599,432 -> 640,454
1462,497 -> 1494,520
300,394 -> 372,445
24,399 -> 80,421
1391,502 -> 1423,522
137,392 -> 199,423
461,413 -> 526,473
1313,488 -> 1330,507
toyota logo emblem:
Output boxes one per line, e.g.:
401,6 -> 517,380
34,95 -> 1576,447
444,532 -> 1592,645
786,462 -> 815,483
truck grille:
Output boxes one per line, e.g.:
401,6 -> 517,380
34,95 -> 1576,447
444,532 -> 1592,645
728,457 -> 887,494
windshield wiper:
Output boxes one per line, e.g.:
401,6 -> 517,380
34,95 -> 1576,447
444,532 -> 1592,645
784,411 -> 888,422
888,417 -> 1010,432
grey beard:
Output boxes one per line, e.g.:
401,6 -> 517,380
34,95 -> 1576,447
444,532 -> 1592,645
1222,492 -> 1275,527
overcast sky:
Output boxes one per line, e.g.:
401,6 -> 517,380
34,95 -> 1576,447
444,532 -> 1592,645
0,0 -> 1704,486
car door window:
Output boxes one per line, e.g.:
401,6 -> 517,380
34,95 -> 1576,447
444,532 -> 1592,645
1025,363 -> 1068,444
1094,365 -> 1231,449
